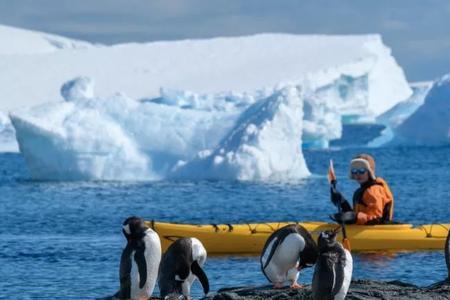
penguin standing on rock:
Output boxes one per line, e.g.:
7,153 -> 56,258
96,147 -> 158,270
159,237 -> 209,300
115,216 -> 161,300
312,229 -> 353,300
260,224 -> 318,288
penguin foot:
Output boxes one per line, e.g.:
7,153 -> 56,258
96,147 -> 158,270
290,282 -> 303,289
273,282 -> 284,289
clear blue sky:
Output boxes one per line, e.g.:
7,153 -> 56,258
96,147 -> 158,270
1,0 -> 449,81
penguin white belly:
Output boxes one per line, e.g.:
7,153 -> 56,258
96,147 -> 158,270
130,230 -> 162,300
334,248 -> 353,300
263,233 -> 305,283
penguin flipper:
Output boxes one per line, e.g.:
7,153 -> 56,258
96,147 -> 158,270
118,244 -> 133,298
191,260 -> 209,294
262,237 -> 281,270
134,246 -> 148,289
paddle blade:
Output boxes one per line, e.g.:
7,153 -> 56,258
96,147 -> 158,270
327,159 -> 337,184
343,238 -> 351,251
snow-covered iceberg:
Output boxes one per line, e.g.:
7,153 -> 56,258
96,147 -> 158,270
368,82 -> 432,147
2,25 -> 414,159
172,86 -> 309,180
0,24 -> 94,55
10,79 -> 309,181
392,75 -> 450,146
0,28 -> 410,115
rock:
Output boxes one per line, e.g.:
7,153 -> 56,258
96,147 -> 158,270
199,280 -> 450,300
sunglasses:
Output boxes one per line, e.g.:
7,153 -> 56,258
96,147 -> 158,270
351,168 -> 367,175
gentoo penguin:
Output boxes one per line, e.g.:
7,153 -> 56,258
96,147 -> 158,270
312,229 -> 353,300
446,229 -> 450,279
260,224 -> 318,288
159,237 -> 209,300
115,216 -> 162,300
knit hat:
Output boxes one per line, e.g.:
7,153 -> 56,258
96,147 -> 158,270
349,154 -> 376,180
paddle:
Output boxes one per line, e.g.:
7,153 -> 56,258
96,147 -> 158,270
327,159 -> 351,251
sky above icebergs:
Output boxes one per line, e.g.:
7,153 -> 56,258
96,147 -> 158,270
1,0 -> 449,81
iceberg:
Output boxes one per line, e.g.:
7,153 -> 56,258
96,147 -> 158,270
172,86 -> 309,180
0,27 -> 411,116
11,79 -> 309,181
368,82 -> 432,147
1,26 -> 412,153
0,24 -> 94,56
377,82 -> 432,129
392,75 -> 450,146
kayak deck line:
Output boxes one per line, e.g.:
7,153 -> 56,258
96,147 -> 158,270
146,220 -> 450,254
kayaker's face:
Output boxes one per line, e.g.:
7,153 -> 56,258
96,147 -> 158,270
353,169 -> 369,184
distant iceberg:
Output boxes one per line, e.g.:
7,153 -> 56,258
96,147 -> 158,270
10,78 -> 309,181
391,75 -> 450,146
368,82 -> 432,147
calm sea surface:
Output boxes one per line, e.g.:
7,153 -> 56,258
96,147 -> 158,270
0,146 -> 449,299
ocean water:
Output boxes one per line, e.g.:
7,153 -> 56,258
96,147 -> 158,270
0,146 -> 449,299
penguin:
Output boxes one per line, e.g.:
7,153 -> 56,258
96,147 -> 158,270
312,229 -> 353,300
159,237 -> 209,300
115,216 -> 162,300
260,224 -> 318,288
446,229 -> 450,279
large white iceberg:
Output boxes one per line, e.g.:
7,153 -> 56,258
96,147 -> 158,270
392,75 -> 450,146
1,25 -> 414,160
11,78 -> 309,181
0,27 -> 410,114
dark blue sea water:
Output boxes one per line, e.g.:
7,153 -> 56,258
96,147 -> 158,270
0,146 -> 449,299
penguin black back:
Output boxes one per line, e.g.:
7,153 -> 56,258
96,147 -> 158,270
159,237 -> 209,299
261,224 -> 317,271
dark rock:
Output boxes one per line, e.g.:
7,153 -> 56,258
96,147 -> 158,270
200,280 -> 450,300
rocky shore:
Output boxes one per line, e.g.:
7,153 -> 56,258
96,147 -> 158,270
199,279 -> 450,300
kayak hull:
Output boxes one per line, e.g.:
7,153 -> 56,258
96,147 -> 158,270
146,221 -> 450,254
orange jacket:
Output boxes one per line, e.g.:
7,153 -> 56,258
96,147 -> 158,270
354,178 -> 394,225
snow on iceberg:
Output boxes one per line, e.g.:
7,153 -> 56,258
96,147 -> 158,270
368,82 -> 432,147
10,79 -> 309,181
0,24 -> 94,55
377,82 -> 432,129
152,85 -> 341,150
0,30 -> 411,117
172,86 -> 309,180
392,75 -> 450,146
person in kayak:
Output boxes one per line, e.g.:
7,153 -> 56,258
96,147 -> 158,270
330,154 -> 394,225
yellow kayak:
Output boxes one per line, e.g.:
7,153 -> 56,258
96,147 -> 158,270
146,220 -> 450,254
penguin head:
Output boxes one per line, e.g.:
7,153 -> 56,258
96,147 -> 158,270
122,216 -> 148,240
318,230 -> 338,250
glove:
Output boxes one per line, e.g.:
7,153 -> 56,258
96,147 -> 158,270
330,187 -> 345,207
330,211 -> 356,224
